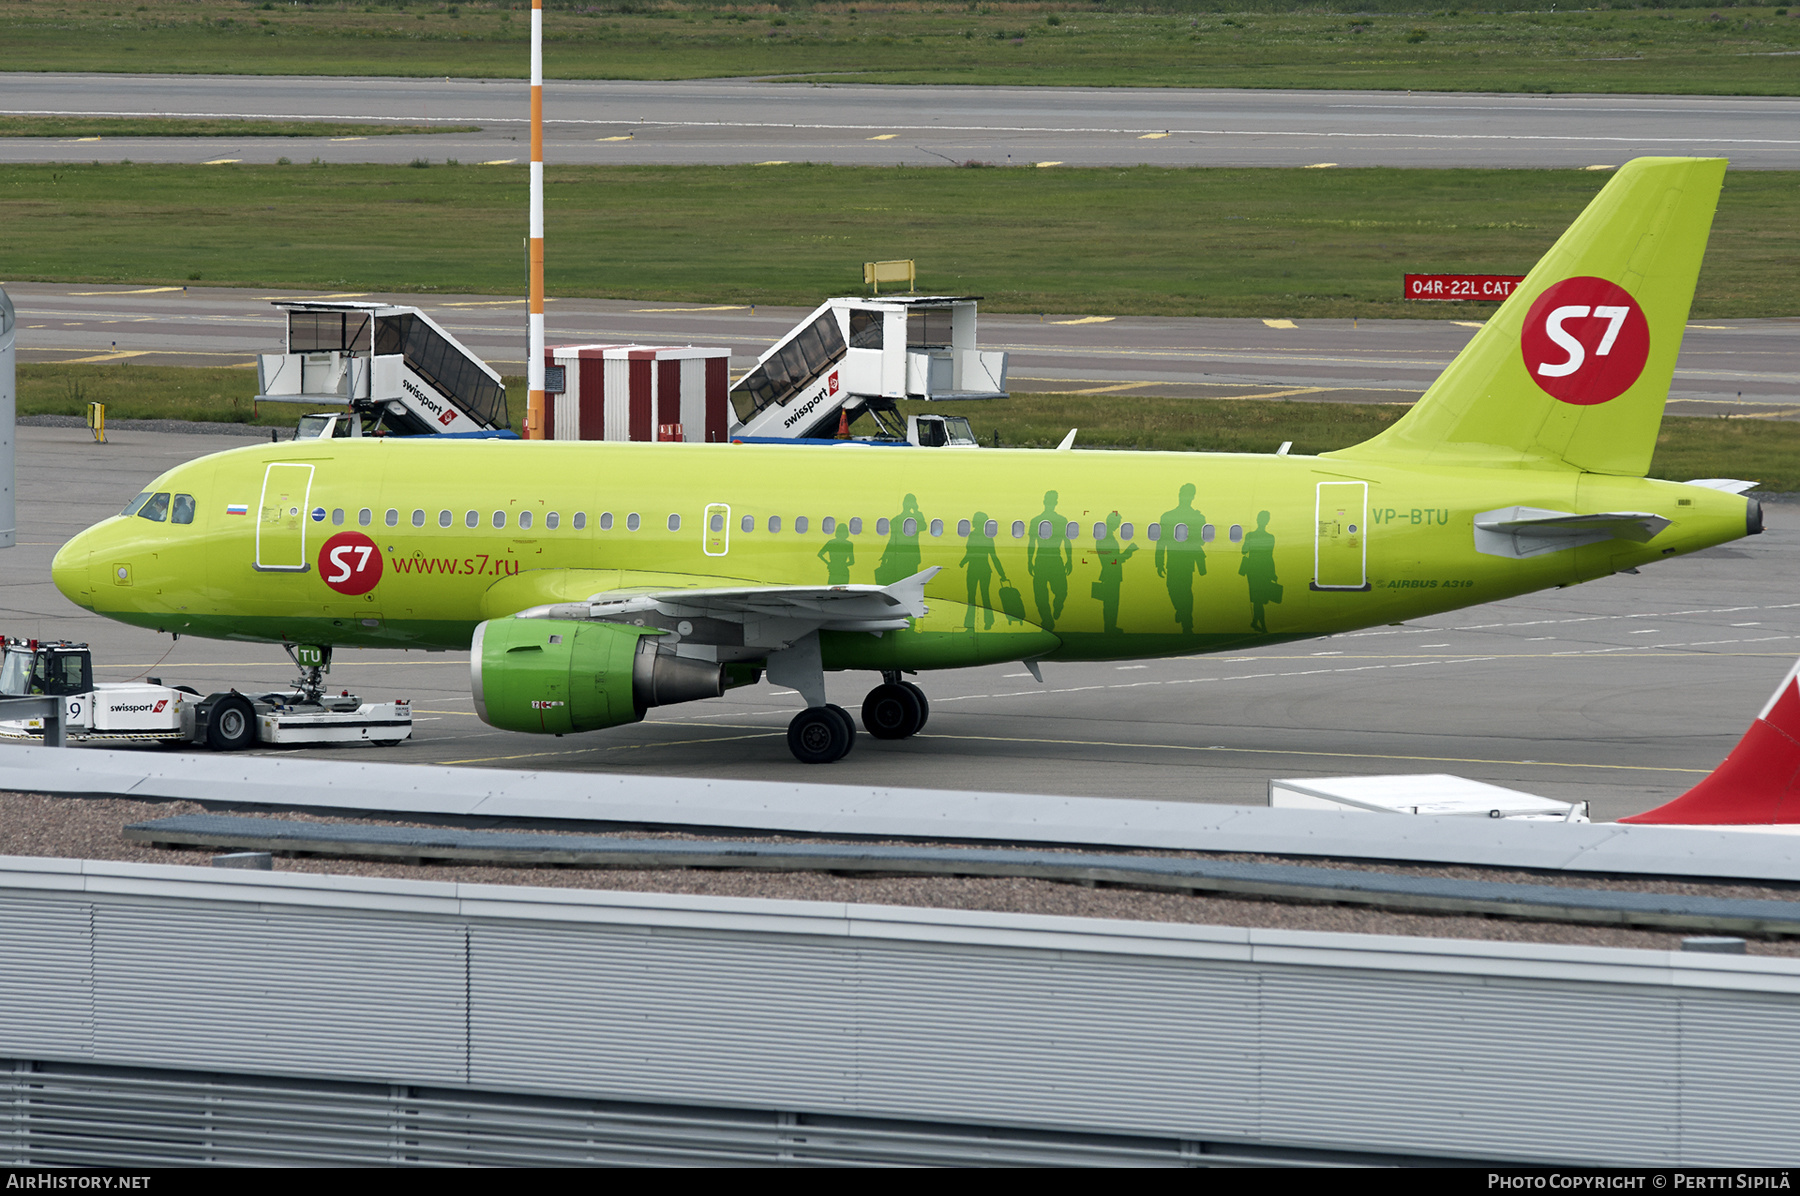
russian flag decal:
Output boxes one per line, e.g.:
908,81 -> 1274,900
226,503 -> 250,516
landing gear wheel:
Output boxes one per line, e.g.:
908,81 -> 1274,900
206,695 -> 257,752
900,681 -> 929,733
825,703 -> 858,755
788,705 -> 852,764
862,683 -> 925,740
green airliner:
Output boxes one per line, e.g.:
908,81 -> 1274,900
52,157 -> 1761,763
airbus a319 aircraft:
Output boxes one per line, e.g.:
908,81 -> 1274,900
52,157 -> 1762,763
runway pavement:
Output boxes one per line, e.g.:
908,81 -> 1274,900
5,421 -> 1795,822
4,75 -> 1800,168
8,282 -> 1798,417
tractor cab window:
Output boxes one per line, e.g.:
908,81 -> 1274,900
171,494 -> 196,525
0,650 -> 30,696
32,650 -> 91,697
136,493 -> 171,523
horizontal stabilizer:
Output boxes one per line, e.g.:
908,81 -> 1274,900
1473,506 -> 1670,559
1622,658 -> 1800,825
1684,478 -> 1759,496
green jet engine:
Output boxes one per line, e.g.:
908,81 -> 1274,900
471,617 -> 729,735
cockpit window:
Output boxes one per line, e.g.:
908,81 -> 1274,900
137,493 -> 171,523
171,494 -> 196,525
122,493 -> 153,518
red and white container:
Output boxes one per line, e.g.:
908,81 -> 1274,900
544,344 -> 731,443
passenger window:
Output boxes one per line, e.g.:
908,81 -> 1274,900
822,517 -> 836,534
598,513 -> 612,531
546,511 -> 560,530
877,518 -> 890,535
493,511 -> 506,529
387,509 -> 399,527
903,518 -> 917,537
465,511 -> 479,529
359,508 -> 373,528
794,516 -> 808,534
331,508 -> 344,527
957,519 -> 970,537
928,519 -> 942,537
1012,521 -> 1024,539
1064,521 -> 1078,540
667,514 -> 681,532
171,494 -> 196,525
1230,524 -> 1244,543
121,493 -> 153,518
850,517 -> 862,535
437,510 -> 451,528
1174,523 -> 1188,543
574,512 -> 588,530
1202,523 -> 1215,542
985,520 -> 998,538
413,510 -> 426,528
1092,522 -> 1105,540
1148,523 -> 1161,541
741,515 -> 754,533
711,513 -> 724,533
768,515 -> 782,533
519,510 -> 532,530
624,513 -> 638,531
1037,521 -> 1051,539
1120,523 -> 1133,541
138,493 -> 170,522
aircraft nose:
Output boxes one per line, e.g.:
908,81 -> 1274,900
51,536 -> 95,610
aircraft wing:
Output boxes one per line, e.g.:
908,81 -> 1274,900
1473,507 -> 1671,559
512,567 -> 939,653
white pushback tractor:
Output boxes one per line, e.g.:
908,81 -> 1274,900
729,296 -> 1008,444
257,301 -> 510,439
0,637 -> 411,750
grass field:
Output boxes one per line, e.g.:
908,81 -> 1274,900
4,163 -> 1796,319
0,118 -> 477,139
25,364 -> 1800,490
3,1 -> 1798,94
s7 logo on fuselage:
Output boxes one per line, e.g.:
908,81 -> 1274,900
1519,276 -> 1650,406
316,532 -> 384,596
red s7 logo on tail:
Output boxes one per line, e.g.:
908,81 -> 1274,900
317,532 -> 384,596
1520,276 -> 1650,406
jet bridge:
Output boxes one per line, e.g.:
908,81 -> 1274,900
255,302 -> 509,436
729,296 -> 1008,442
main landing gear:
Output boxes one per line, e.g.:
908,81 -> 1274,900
785,671 -> 929,764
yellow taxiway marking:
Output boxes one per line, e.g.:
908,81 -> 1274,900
867,133 -> 898,141
437,298 -> 556,307
1217,386 -> 1332,401
54,350 -> 151,364
1585,164 -> 1617,171
329,137 -> 367,143
1262,318 -> 1298,330
67,286 -> 185,296
1686,324 -> 1734,330
479,158 -> 517,165
203,158 -> 241,165
755,160 -> 789,166
596,135 -> 633,142
71,137 -> 101,142
1050,316 -> 1114,325
915,733 -> 1710,774
255,292 -> 367,301
1305,162 -> 1337,169
1453,321 -> 1486,329
1138,132 -> 1169,140
630,305 -> 749,313
440,729 -> 780,766
1064,381 -> 1145,395
1035,161 -> 1063,168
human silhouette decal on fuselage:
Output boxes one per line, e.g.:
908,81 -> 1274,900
958,512 -> 1008,631
1093,511 -> 1140,635
1026,491 -> 1073,632
1241,510 -> 1282,633
1155,483 -> 1206,634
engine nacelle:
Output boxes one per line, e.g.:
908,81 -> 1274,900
471,618 -> 727,735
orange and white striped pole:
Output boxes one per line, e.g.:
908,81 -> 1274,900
526,0 -> 546,440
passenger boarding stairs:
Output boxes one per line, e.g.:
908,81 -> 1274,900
729,296 -> 1008,442
255,302 -> 509,436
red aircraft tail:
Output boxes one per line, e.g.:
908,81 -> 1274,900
1622,659 -> 1800,825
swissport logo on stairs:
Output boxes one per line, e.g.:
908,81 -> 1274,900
1519,276 -> 1650,406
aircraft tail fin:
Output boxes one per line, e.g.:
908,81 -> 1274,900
1329,157 -> 1726,477
1621,659 -> 1800,826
